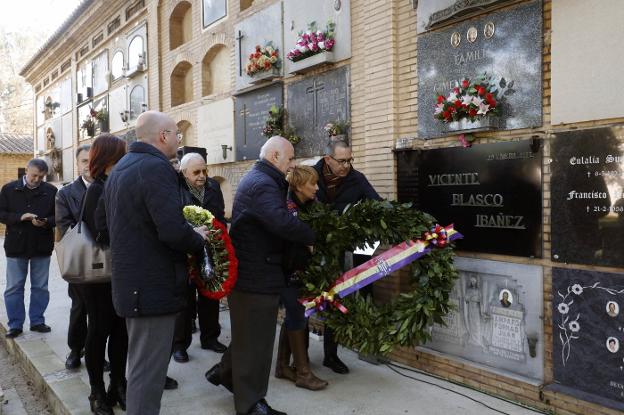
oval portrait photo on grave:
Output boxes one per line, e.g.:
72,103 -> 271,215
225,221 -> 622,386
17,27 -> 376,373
606,301 -> 620,318
607,337 -> 620,353
499,289 -> 513,308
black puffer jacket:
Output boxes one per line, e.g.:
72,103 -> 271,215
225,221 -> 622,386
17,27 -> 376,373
55,177 -> 87,237
230,160 -> 315,294
104,142 -> 205,317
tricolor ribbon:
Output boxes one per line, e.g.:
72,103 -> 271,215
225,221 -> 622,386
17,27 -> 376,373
303,224 -> 463,317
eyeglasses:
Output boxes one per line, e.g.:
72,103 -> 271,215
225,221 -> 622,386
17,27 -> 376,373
191,169 -> 208,176
329,155 -> 354,166
163,129 -> 183,143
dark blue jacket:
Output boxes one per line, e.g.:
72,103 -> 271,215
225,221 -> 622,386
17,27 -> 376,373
55,177 -> 87,237
313,158 -> 382,213
105,142 -> 205,317
0,179 -> 57,258
231,160 -> 315,294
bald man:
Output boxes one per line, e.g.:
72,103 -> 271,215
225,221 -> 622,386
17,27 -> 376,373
104,111 -> 209,415
205,137 -> 315,415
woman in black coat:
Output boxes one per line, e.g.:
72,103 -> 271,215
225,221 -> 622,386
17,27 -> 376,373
274,165 -> 328,391
80,134 -> 128,415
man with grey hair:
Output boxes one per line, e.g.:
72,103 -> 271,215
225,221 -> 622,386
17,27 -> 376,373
206,136 -> 315,415
105,111 -> 209,415
55,144 -> 91,369
173,152 -> 227,363
0,158 -> 57,339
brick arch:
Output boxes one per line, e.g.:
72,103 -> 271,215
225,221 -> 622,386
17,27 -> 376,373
170,61 -> 193,107
202,43 -> 230,96
169,1 -> 193,50
176,119 -> 193,146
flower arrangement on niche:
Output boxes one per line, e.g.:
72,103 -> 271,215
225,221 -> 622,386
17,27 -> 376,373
324,120 -> 350,138
262,105 -> 301,145
287,21 -> 336,62
434,73 -> 516,123
245,43 -> 280,76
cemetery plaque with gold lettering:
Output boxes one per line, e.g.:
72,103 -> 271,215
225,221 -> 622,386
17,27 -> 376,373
416,0 -> 542,139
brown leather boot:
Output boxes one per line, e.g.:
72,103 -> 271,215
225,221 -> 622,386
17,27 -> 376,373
288,329 -> 328,391
274,324 -> 296,382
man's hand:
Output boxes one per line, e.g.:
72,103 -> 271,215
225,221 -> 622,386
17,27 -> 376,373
21,213 -> 37,221
32,218 -> 47,227
193,225 -> 209,241
307,245 -> 314,253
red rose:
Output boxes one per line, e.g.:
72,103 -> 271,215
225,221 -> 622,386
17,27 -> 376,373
453,87 -> 460,94
485,93 -> 493,101
442,111 -> 450,119
487,97 -> 497,107
469,109 -> 477,117
437,95 -> 445,104
448,106 -> 456,113
454,100 -> 462,108
461,79 -> 469,88
477,86 -> 486,96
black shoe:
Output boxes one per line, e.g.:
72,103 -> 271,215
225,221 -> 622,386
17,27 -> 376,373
89,388 -> 114,415
205,363 -> 233,392
5,328 -> 22,339
65,349 -> 81,370
164,376 -> 178,390
173,349 -> 189,363
103,360 -> 110,372
323,355 -> 349,374
30,323 -> 51,333
191,319 -> 197,334
106,378 -> 126,410
239,399 -> 287,415
201,338 -> 227,353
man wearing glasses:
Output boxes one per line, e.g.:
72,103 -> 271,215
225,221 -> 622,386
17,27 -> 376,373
313,139 -> 381,374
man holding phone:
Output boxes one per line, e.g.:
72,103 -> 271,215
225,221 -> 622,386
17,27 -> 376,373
0,158 -> 57,339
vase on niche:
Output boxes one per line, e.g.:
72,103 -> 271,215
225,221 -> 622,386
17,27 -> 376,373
445,116 -> 500,134
329,134 -> 347,144
99,120 -> 109,133
289,51 -> 336,75
86,126 -> 95,137
250,67 -> 280,84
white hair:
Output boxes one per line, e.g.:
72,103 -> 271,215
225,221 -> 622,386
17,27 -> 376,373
180,152 -> 206,171
259,136 -> 289,159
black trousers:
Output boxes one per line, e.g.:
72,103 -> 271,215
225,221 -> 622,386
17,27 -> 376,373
219,289 -> 280,414
78,283 -> 128,389
173,284 -> 221,351
67,283 -> 87,352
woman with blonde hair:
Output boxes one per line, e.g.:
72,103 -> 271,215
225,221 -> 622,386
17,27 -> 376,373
275,165 -> 328,390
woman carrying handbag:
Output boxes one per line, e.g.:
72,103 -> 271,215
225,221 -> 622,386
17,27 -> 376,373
77,134 -> 128,415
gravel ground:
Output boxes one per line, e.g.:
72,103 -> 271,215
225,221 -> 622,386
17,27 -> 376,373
0,340 -> 51,415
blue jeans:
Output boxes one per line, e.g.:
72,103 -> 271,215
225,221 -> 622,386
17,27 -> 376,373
4,256 -> 51,330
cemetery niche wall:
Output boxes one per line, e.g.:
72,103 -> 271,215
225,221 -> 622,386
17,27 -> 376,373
550,268 -> 624,411
417,0 -> 542,139
551,126 -> 624,268
286,66 -> 350,158
422,257 -> 544,381
396,139 -> 543,257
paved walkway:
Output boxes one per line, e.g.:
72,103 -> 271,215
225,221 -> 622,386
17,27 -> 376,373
0,244 -> 544,415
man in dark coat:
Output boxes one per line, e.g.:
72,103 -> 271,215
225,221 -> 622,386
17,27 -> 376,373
313,139 -> 381,374
172,152 -> 227,363
0,158 -> 57,339
206,136 -> 315,415
104,111 -> 208,415
55,144 -> 91,369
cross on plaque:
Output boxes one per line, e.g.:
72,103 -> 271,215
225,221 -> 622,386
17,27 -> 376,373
306,80 -> 325,125
239,104 -> 250,146
236,30 -> 245,77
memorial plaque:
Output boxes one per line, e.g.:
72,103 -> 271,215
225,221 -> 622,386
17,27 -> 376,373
198,98 -> 234,165
397,139 -> 542,257
234,83 -> 283,161
286,66 -> 350,158
550,268 -> 624,411
234,2 -> 284,91
417,0 -> 542,139
422,257 -> 544,381
551,126 -> 624,267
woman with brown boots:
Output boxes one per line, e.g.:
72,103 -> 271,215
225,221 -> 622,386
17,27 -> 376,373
275,166 -> 328,391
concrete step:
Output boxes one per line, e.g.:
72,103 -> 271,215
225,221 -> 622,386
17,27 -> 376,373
1,387 -> 28,415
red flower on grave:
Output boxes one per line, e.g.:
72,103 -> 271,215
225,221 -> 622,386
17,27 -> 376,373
461,79 -> 470,88
437,95 -> 445,104
477,86 -> 486,96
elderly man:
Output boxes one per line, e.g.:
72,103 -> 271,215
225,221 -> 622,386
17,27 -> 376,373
55,144 -> 91,369
172,152 -> 227,363
206,136 -> 315,415
313,139 -> 381,374
0,159 -> 57,339
105,111 -> 209,415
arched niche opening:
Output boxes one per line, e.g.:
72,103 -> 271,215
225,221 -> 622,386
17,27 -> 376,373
177,120 -> 193,146
169,1 -> 193,50
201,44 -> 230,97
170,61 -> 193,107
